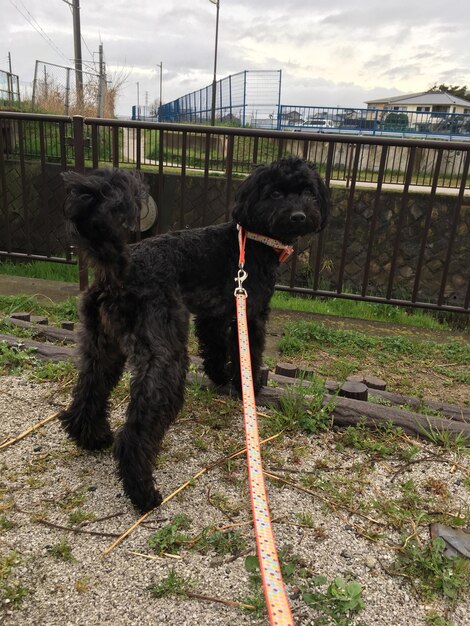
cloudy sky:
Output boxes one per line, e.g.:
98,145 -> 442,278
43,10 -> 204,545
3,0 -> 470,116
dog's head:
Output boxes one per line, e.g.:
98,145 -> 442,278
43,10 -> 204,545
232,157 -> 329,243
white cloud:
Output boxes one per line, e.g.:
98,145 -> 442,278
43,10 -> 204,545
3,0 -> 470,115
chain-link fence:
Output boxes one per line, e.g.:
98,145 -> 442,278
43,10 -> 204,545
0,69 -> 20,102
32,60 -> 109,117
159,70 -> 282,128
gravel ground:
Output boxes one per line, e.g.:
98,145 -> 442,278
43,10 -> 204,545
0,375 -> 469,626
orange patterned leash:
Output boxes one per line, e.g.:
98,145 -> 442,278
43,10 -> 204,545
234,228 -> 294,626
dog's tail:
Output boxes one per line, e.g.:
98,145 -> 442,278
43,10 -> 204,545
62,168 -> 146,282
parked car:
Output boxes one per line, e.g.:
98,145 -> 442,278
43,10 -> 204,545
294,119 -> 336,132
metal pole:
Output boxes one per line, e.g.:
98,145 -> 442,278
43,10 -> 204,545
72,0 -> 84,107
136,82 -> 140,119
7,52 -> 13,100
32,60 -> 39,109
98,43 -> 105,117
65,67 -> 70,115
158,61 -> 163,108
209,0 -> 220,126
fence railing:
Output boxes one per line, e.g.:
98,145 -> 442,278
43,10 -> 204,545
0,69 -> 20,102
279,104 -> 470,139
0,111 -> 469,313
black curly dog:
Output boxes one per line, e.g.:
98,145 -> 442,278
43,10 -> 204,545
59,158 -> 329,512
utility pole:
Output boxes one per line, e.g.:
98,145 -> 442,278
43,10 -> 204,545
7,52 -> 13,100
156,62 -> 163,120
72,0 -> 83,107
97,42 -> 106,117
209,0 -> 220,126
136,82 -> 140,120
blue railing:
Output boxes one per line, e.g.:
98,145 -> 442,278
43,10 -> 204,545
279,105 -> 470,139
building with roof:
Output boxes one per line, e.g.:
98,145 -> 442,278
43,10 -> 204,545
364,90 -> 470,115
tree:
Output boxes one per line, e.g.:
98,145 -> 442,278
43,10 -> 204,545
384,112 -> 409,131
431,84 -> 470,99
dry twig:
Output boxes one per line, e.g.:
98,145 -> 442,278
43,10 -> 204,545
0,411 -> 60,451
101,431 -> 283,557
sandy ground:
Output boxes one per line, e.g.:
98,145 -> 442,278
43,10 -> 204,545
0,373 -> 469,626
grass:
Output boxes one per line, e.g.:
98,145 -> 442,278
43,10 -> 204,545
271,291 -> 455,331
263,377 -> 335,437
0,551 -> 29,608
0,295 -> 78,323
46,540 -> 76,562
148,568 -> 192,598
0,260 -> 79,283
278,319 -> 470,401
393,537 -> 470,601
1,260 -> 465,332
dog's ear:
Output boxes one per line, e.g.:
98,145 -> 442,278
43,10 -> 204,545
232,165 -> 267,224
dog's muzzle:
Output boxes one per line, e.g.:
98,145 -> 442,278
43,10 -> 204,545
290,211 -> 307,223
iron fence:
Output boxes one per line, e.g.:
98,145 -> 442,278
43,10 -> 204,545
159,70 -> 282,128
0,111 -> 469,313
0,69 -> 20,102
279,104 -> 470,139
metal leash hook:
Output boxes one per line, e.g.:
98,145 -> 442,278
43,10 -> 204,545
234,268 -> 248,297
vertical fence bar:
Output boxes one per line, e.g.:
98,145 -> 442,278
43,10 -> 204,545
112,126 -> 119,167
411,149 -> 443,302
0,118 -> 12,252
252,136 -> 259,165
386,146 -> 416,300
179,131 -> 187,229
224,134 -> 235,222
136,127 -> 142,169
91,124 -> 99,168
73,116 -> 87,290
157,128 -> 164,234
337,144 -> 361,293
361,145 -> 388,296
38,121 -> 52,257
17,119 -> 31,256
59,121 -> 67,169
437,149 -> 470,306
312,142 -> 334,291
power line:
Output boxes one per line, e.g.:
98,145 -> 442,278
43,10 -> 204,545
9,0 -> 70,64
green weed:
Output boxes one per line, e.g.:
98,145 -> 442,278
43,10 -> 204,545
264,379 -> 335,437
68,510 -> 95,526
0,341 -> 37,375
46,539 -> 76,562
148,568 -> 191,598
0,515 -> 14,531
394,537 -> 470,601
147,514 -> 192,555
302,576 -> 366,626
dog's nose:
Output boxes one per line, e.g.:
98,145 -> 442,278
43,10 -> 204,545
290,211 -> 306,222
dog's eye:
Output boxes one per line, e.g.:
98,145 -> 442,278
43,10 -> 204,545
303,189 -> 314,197
270,191 -> 283,200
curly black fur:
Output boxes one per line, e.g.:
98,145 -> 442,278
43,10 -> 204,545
59,158 -> 329,512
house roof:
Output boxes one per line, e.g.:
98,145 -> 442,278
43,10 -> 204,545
365,90 -> 470,107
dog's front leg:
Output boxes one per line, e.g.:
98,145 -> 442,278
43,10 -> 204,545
194,314 -> 231,387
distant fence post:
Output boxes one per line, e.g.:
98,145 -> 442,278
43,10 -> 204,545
72,115 -> 88,291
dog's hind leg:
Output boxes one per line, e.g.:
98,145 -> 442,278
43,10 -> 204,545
59,289 -> 126,450
194,315 -> 231,387
114,303 -> 189,512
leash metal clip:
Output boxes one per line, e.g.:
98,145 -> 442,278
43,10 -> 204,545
234,268 -> 248,297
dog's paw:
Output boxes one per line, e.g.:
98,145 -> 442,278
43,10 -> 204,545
58,409 -> 114,450
133,489 -> 163,514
